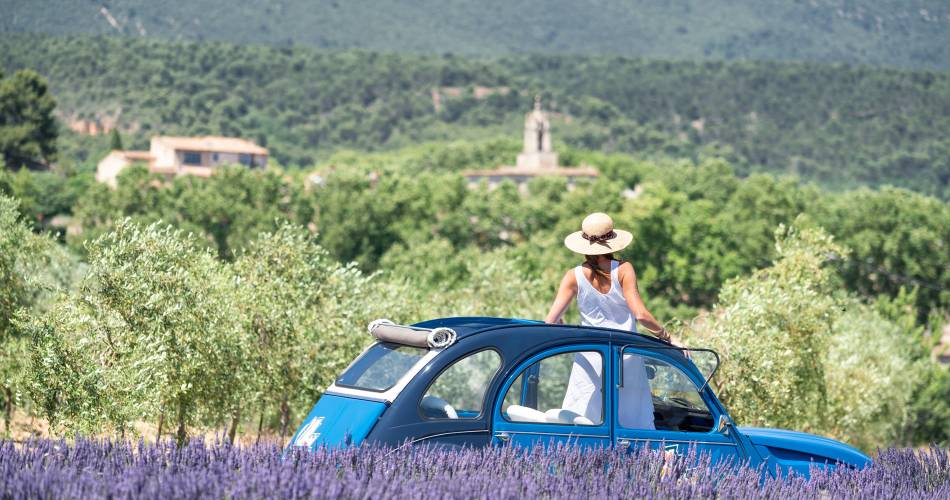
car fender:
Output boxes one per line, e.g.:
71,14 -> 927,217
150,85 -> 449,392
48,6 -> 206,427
738,427 -> 871,476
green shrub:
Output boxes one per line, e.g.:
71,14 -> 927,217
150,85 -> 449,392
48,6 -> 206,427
23,220 -> 246,442
684,223 -> 923,449
0,195 -> 48,431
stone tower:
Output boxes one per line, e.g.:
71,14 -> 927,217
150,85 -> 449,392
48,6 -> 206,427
516,96 -> 559,170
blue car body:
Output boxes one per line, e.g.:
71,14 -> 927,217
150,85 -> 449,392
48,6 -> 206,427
288,317 -> 871,478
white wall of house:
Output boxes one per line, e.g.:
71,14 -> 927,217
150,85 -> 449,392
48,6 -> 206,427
95,152 -> 132,188
150,138 -> 179,169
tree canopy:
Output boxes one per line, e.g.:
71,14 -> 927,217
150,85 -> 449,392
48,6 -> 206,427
0,69 -> 57,169
3,1 -> 949,69
3,34 -> 950,197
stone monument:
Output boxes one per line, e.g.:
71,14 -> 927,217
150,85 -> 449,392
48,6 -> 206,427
462,97 -> 598,191
516,96 -> 559,170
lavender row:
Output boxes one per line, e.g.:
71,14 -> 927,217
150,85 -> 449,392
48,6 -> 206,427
0,439 -> 947,499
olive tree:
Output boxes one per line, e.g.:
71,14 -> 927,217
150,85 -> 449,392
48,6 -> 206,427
25,220 -> 247,443
684,222 -> 921,449
234,223 -> 377,438
0,195 -> 47,432
824,303 -> 919,450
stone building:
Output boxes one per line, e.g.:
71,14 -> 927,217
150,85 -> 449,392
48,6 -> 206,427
463,97 -> 598,190
96,136 -> 268,187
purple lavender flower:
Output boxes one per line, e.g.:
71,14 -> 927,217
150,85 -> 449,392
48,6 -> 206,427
0,439 -> 945,499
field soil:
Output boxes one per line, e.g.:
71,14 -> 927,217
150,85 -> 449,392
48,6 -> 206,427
4,410 -> 289,446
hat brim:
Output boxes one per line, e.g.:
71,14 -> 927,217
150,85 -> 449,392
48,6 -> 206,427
564,229 -> 633,255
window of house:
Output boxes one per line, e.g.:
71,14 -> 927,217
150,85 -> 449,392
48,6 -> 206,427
182,151 -> 202,165
420,350 -> 501,419
618,354 -> 714,432
238,153 -> 252,166
501,350 -> 603,426
212,153 -> 219,162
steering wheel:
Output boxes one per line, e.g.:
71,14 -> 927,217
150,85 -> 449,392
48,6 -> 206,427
668,396 -> 699,411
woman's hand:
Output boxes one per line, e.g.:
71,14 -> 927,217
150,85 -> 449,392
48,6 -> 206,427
666,332 -> 691,359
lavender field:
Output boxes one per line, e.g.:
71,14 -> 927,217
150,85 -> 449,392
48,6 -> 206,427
1,440 -> 947,499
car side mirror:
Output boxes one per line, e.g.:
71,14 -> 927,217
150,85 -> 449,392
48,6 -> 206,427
716,415 -> 732,435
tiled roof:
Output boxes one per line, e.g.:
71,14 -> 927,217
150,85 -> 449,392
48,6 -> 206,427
462,166 -> 599,177
121,150 -> 155,161
153,136 -> 268,155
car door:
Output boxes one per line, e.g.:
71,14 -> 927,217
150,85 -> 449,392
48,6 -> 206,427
612,345 -> 744,466
491,344 -> 611,449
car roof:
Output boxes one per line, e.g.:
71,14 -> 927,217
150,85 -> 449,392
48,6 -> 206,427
412,316 -> 675,351
412,316 -> 542,337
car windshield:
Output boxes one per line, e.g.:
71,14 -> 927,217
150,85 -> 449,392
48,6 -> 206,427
336,342 -> 428,392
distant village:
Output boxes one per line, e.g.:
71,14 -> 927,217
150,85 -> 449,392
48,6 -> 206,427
96,98 -> 599,191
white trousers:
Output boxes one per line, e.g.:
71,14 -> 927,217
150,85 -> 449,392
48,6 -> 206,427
561,352 -> 655,429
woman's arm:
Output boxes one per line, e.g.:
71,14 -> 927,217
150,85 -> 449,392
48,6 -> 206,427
544,269 -> 578,324
617,262 -> 673,342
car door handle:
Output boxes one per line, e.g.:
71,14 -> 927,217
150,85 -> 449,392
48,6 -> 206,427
494,432 -> 510,443
616,438 -> 631,449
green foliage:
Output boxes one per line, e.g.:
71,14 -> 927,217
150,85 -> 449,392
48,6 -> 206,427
234,223 -> 376,434
684,224 -> 922,450
0,195 -> 44,333
687,224 -> 844,432
825,303 -> 921,450
4,1 -> 950,69
815,188 -> 950,321
386,246 -> 549,321
903,365 -> 950,446
24,220 -> 246,441
108,128 -> 122,151
614,160 -> 812,307
61,144 -> 948,321
0,69 -> 57,169
71,165 -> 303,259
4,34 -> 950,195
0,195 -> 48,430
0,167 -> 91,230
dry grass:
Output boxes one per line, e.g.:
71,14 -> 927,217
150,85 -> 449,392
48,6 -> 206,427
3,410 -> 289,447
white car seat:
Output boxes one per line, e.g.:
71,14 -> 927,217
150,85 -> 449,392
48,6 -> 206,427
420,395 -> 458,419
505,405 -> 548,423
545,408 -> 595,426
506,406 -> 596,425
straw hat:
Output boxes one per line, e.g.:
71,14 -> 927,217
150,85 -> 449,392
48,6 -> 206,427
564,212 -> 633,255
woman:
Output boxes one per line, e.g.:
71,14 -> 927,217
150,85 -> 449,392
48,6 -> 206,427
544,212 -> 679,429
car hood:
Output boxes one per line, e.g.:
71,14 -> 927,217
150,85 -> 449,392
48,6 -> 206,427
739,427 -> 871,468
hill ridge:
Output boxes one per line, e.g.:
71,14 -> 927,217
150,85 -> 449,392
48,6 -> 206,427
2,0 -> 950,70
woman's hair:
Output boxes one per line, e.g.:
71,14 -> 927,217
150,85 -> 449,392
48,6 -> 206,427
584,253 -> 618,280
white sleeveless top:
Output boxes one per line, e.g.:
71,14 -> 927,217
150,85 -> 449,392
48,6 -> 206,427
562,260 -> 655,430
573,261 -> 637,332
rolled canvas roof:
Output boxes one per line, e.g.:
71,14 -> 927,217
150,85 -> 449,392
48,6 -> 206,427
368,319 -> 456,349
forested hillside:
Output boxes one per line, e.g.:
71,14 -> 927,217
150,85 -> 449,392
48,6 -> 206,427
2,34 -> 949,197
2,1 -> 950,69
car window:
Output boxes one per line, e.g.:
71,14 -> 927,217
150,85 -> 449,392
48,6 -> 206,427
501,350 -> 603,426
336,342 -> 427,392
420,350 -> 501,419
618,353 -> 714,432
